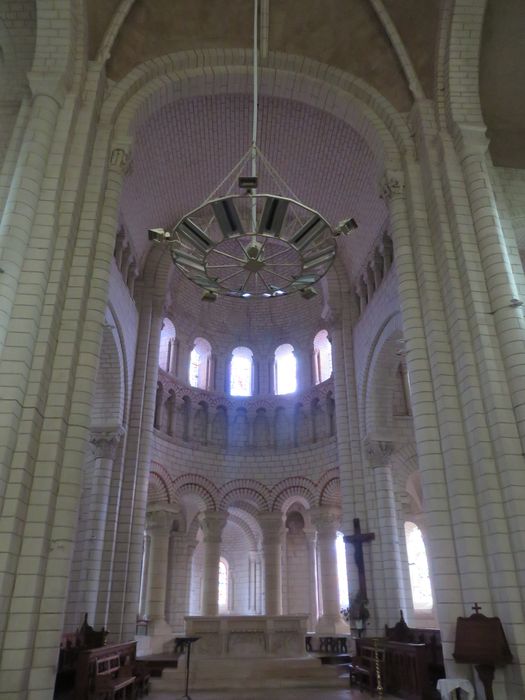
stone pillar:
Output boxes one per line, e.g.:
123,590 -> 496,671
304,529 -> 319,633
144,506 -> 178,635
258,512 -> 285,616
311,507 -> 346,634
248,550 -> 258,613
365,438 -> 407,626
80,427 -> 125,625
199,511 -> 228,616
167,532 -> 195,632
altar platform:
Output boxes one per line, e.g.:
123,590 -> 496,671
152,615 -> 348,691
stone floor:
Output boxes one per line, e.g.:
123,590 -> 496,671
149,689 -> 395,699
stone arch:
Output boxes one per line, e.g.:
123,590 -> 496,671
440,0 -> 488,132
225,513 -> 258,550
271,476 -> 317,511
91,51 -> 412,309
218,480 -> 270,512
149,462 -> 177,503
362,311 -> 405,436
172,474 -> 217,510
105,51 -> 410,165
319,477 -> 341,508
148,471 -> 170,504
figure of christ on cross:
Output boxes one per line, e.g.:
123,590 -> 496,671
343,518 -> 375,600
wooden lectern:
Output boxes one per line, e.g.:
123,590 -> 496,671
453,605 -> 513,700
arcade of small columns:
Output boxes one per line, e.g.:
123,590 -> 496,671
138,503 -> 350,636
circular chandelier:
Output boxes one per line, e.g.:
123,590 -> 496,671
156,192 -> 337,300
147,0 -> 356,300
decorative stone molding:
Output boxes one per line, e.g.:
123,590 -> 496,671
110,142 -> 133,174
89,426 -> 125,460
454,123 -> 490,161
364,436 -> 395,467
146,504 -> 180,534
198,510 -> 228,543
27,71 -> 67,107
379,172 -> 405,201
310,506 -> 341,537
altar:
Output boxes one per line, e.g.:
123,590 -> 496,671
185,614 -> 308,658
152,615 -> 346,691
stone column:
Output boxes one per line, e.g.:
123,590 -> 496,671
248,550 -> 258,613
144,506 -> 178,635
199,511 -> 228,616
259,512 -> 285,616
311,507 -> 346,634
166,532 -> 195,632
365,438 -> 407,626
80,427 -> 125,625
304,529 -> 319,633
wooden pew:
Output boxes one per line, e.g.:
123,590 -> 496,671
385,611 -> 445,688
74,642 -> 137,699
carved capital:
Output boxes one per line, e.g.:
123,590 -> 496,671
109,142 -> 133,174
379,172 -> 405,201
198,510 -> 228,543
258,512 -> 285,544
28,71 -> 67,107
146,504 -> 179,535
89,426 -> 125,460
454,123 -> 489,161
310,506 -> 341,536
364,436 -> 394,467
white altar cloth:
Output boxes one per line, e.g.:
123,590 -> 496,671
437,678 -> 475,699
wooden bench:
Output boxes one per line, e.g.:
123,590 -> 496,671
75,642 -> 138,700
94,654 -> 135,699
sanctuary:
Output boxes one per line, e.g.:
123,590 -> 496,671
0,1 -> 524,699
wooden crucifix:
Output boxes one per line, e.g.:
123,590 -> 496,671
344,518 -> 375,599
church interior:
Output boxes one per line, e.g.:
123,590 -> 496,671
0,0 -> 524,698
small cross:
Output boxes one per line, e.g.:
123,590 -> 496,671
472,603 -> 482,614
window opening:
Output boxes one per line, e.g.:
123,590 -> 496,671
230,346 -> 253,396
274,343 -> 297,395
189,337 -> 212,389
159,319 -> 176,373
218,558 -> 229,610
313,330 -> 333,384
336,531 -> 349,609
404,521 -> 433,610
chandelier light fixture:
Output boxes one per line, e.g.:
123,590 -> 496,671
148,1 -> 356,300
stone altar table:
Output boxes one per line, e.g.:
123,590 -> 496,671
152,615 -> 347,691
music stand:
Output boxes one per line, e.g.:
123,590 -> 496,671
176,636 -> 200,700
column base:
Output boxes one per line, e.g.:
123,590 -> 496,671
136,618 -> 174,656
315,614 -> 348,636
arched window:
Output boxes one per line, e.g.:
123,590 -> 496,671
159,319 -> 176,373
189,337 -> 212,389
230,346 -> 253,396
336,531 -> 349,608
313,330 -> 333,384
218,558 -> 229,611
274,343 -> 297,395
404,522 -> 433,610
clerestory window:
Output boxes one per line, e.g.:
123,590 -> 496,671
230,346 -> 253,396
